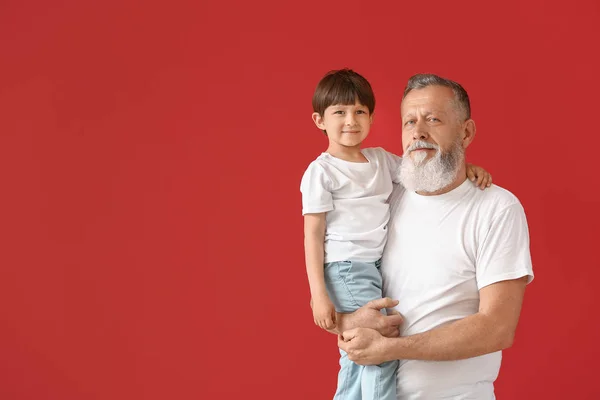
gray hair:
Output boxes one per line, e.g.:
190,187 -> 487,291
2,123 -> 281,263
402,74 -> 471,120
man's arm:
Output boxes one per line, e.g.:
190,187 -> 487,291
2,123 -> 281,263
339,276 -> 528,365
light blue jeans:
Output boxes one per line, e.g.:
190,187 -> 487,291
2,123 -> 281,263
324,259 -> 398,400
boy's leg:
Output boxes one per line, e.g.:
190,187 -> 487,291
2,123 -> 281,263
332,350 -> 362,400
324,259 -> 385,313
361,360 -> 399,400
325,260 -> 397,400
325,261 -> 363,399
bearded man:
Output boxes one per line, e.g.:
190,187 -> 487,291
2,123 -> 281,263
334,74 -> 535,400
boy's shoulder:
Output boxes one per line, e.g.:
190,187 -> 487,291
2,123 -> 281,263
301,153 -> 333,179
304,152 -> 332,169
361,147 -> 388,157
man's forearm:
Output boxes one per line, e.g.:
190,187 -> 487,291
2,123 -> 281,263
385,312 -> 513,361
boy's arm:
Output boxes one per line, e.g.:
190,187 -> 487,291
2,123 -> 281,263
304,213 -> 336,330
466,163 -> 492,189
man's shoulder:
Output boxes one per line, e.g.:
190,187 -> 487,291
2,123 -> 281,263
474,183 -> 522,210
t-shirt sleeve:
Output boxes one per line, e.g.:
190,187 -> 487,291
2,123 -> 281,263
300,162 -> 334,215
383,149 -> 403,183
476,203 -> 534,290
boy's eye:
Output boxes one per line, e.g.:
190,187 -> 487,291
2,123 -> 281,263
333,110 -> 344,115
356,110 -> 367,114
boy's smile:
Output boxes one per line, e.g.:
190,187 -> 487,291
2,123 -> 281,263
312,101 -> 372,154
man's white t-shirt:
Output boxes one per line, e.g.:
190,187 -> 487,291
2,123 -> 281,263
300,147 -> 402,263
381,179 -> 534,400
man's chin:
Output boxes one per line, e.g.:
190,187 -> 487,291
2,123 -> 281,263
410,154 -> 433,166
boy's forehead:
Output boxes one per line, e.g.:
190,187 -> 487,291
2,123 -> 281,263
328,102 -> 368,109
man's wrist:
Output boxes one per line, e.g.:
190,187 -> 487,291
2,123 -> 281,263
383,336 -> 404,362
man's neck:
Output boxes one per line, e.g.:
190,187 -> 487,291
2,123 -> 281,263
416,164 -> 467,196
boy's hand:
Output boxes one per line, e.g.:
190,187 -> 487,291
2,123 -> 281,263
466,163 -> 492,190
312,296 -> 337,330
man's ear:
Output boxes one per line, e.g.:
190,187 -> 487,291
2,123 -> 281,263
312,112 -> 326,130
462,119 -> 476,149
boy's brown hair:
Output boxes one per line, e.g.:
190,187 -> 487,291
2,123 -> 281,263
312,69 -> 376,117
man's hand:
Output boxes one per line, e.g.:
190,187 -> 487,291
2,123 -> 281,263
336,298 -> 403,337
338,328 -> 392,365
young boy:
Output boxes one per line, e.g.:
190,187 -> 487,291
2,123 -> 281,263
300,69 -> 491,400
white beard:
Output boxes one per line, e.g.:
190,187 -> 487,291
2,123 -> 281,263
399,139 -> 464,193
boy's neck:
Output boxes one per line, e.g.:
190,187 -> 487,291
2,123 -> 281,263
326,143 -> 367,163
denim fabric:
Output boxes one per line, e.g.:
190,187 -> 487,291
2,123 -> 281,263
324,260 -> 398,400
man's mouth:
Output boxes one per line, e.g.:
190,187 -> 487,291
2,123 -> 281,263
411,147 -> 435,152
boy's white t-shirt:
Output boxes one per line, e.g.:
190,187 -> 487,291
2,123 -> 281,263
300,147 -> 402,263
381,180 -> 534,399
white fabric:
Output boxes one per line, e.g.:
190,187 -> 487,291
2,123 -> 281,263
381,179 -> 534,399
300,147 -> 402,263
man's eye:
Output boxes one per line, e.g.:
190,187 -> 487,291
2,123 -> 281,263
429,117 -> 440,122
404,120 -> 415,126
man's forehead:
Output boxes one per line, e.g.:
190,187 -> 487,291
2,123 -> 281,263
401,88 -> 455,114
401,105 -> 451,117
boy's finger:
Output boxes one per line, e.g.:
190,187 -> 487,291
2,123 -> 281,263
326,319 -> 334,329
467,169 -> 475,181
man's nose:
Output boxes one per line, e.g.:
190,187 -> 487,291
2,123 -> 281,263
412,120 -> 429,140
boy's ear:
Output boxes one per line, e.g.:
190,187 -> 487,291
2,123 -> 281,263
312,112 -> 326,130
370,112 -> 374,124
461,119 -> 476,149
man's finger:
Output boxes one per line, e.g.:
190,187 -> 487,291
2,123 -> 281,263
383,327 -> 400,338
337,335 -> 348,350
341,328 -> 358,341
385,312 -> 404,326
366,297 -> 399,310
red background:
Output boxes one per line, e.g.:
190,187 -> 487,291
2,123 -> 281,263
1,0 -> 598,398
